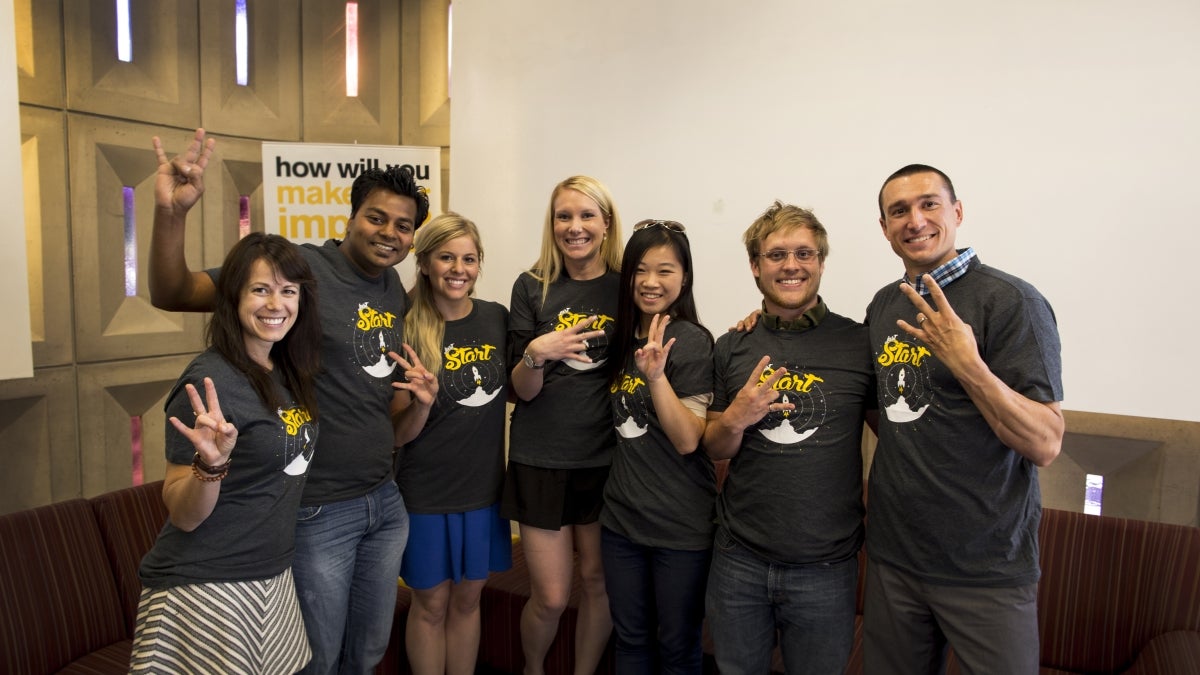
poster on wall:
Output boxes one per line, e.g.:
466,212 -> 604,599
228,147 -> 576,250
261,142 -> 442,282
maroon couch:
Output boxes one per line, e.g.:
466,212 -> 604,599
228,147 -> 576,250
3,480 -> 1197,675
0,481 -> 415,675
467,507 -> 1200,675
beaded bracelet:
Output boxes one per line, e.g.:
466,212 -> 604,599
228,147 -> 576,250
192,452 -> 230,482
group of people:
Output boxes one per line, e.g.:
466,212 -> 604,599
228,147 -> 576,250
130,127 -> 1063,675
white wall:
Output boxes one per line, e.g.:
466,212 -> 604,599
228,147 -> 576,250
0,3 -> 32,380
450,0 -> 1200,422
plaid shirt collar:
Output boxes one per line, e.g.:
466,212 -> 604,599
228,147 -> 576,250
905,247 -> 977,295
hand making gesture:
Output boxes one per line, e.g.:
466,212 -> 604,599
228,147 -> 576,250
723,355 -> 796,429
896,274 -> 982,378
634,313 -> 676,383
152,127 -> 216,215
167,377 -> 237,467
524,315 -> 607,366
389,343 -> 440,406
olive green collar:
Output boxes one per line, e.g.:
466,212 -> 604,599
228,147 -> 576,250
760,298 -> 827,333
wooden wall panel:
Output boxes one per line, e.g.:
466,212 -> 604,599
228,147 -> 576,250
63,0 -> 200,127
0,367 -> 80,514
67,117 -> 207,362
300,0 -> 401,143
199,0 -> 302,140
77,355 -> 195,498
14,0 -> 64,107
20,107 -> 73,367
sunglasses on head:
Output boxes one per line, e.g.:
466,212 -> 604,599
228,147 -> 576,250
633,219 -> 687,233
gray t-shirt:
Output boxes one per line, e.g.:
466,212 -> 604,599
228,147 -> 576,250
864,257 -> 1063,587
396,300 -> 509,514
507,271 -> 620,469
710,310 -> 874,564
139,349 -> 318,588
208,240 -> 407,506
601,319 -> 716,551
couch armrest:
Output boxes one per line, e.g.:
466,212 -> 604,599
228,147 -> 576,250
1123,630 -> 1200,674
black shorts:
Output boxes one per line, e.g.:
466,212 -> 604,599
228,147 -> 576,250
499,461 -> 610,530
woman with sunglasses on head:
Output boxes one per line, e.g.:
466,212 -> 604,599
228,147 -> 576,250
130,233 -> 321,674
602,219 -> 716,675
392,212 -> 513,675
501,176 -> 623,675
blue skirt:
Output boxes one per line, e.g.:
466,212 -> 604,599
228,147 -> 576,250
400,503 -> 513,590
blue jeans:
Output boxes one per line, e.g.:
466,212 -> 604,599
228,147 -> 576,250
601,527 -> 711,675
292,481 -> 409,675
705,526 -> 858,675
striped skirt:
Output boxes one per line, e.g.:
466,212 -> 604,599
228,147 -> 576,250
129,566 -> 310,674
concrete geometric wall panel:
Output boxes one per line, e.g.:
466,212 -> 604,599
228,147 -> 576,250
63,0 -> 200,127
0,367 -> 80,515
199,0 -> 302,140
14,0 -> 65,107
77,355 -> 195,498
68,116 -> 207,362
300,0 -> 401,144
199,135 -> 267,271
20,107 -> 74,368
401,0 -> 449,148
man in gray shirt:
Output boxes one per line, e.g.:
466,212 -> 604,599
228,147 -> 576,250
864,164 -> 1064,674
704,201 -> 874,675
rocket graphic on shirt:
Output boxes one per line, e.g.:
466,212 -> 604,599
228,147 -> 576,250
280,405 -> 317,475
353,302 -> 401,378
876,334 -> 932,423
552,307 -> 615,371
752,361 -> 824,445
611,373 -> 649,439
442,342 -> 504,407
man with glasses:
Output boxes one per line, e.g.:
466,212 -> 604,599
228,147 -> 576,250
703,201 -> 875,674
864,165 -> 1064,674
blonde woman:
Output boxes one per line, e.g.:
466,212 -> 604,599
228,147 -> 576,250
501,176 -> 623,675
393,213 -> 512,675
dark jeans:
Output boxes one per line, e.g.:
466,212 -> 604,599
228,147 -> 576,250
601,526 -> 712,675
705,526 -> 858,675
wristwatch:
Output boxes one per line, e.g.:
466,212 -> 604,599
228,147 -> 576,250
522,350 -> 545,370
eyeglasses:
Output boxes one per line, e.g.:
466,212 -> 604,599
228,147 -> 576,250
633,219 -> 686,233
757,248 -> 821,264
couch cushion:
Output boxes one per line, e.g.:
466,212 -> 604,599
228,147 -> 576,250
0,498 -> 126,674
89,481 -> 168,635
1037,508 -> 1200,673
1123,630 -> 1200,675
56,639 -> 134,674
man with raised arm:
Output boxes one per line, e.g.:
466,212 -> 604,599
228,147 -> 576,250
149,129 -> 436,675
864,164 -> 1064,674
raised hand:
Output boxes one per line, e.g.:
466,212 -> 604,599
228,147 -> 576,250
167,377 -> 237,466
389,344 -> 439,406
152,128 -> 216,214
634,313 -> 676,383
526,315 -> 607,365
896,274 -> 980,377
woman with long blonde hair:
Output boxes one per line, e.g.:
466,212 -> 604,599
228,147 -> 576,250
500,176 -> 624,675
394,212 -> 513,675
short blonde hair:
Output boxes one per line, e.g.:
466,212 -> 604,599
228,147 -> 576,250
742,200 -> 829,261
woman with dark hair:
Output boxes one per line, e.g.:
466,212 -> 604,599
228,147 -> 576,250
393,212 -> 513,675
602,220 -> 716,675
501,176 -> 623,675
130,232 -> 322,674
